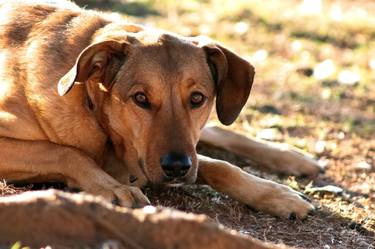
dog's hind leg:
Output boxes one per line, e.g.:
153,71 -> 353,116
197,155 -> 314,219
0,137 -> 149,207
200,126 -> 322,176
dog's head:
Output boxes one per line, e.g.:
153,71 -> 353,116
57,30 -> 254,186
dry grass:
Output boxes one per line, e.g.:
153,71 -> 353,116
0,181 -> 28,196
128,2 -> 374,247
145,144 -> 375,249
1,0 -> 374,248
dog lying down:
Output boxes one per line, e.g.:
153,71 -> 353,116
0,0 -> 322,219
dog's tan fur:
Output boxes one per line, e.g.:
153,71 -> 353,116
0,0 -> 321,218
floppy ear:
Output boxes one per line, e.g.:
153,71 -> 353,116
199,41 -> 255,125
57,40 -> 128,96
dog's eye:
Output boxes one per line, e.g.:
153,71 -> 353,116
190,92 -> 206,108
133,92 -> 150,109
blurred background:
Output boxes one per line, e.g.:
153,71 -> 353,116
72,0 -> 374,155
72,0 -> 375,247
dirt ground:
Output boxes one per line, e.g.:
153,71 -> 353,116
1,0 -> 374,248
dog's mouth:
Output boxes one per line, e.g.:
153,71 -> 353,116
163,177 -> 188,187
166,182 -> 184,187
162,171 -> 197,186
144,174 -> 192,186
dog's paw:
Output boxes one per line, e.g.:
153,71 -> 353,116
263,146 -> 323,177
254,184 -> 315,219
97,185 -> 150,208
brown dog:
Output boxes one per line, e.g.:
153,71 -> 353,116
0,0 -> 321,219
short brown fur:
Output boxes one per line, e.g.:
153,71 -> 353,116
0,0 -> 321,218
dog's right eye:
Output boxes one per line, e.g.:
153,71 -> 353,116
133,92 -> 151,109
190,92 -> 206,109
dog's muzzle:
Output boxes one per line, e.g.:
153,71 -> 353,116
160,152 -> 192,179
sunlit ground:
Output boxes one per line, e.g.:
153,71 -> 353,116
127,1 -> 375,248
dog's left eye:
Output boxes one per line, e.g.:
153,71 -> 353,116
133,92 -> 151,109
190,92 -> 206,108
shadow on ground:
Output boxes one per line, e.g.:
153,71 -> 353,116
7,143 -> 374,249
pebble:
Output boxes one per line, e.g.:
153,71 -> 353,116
313,59 -> 335,80
314,140 -> 326,153
305,185 -> 344,195
143,205 -> 157,214
355,161 -> 372,171
369,59 -> 375,70
338,70 -> 360,85
234,21 -> 249,34
252,49 -> 268,63
101,240 -> 120,249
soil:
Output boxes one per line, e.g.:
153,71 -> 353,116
1,0 -> 374,248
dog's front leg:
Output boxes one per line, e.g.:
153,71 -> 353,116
0,137 -> 149,207
197,155 -> 314,219
200,126 -> 322,176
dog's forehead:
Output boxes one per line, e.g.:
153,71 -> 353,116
125,33 -> 208,77
134,33 -> 203,61
134,29 -> 192,46
113,30 -> 212,92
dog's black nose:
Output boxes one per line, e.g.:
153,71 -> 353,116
160,153 -> 192,178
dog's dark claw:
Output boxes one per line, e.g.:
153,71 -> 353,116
111,196 -> 120,206
299,193 -> 312,203
289,212 -> 297,220
308,208 -> 316,216
129,175 -> 138,183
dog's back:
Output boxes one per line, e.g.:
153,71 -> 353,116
1,0 -> 82,47
0,0 -> 109,78
0,0 -> 111,148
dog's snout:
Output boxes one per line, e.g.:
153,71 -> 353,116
160,153 -> 192,178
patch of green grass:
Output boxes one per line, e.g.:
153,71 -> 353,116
10,242 -> 30,249
343,118 -> 375,137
